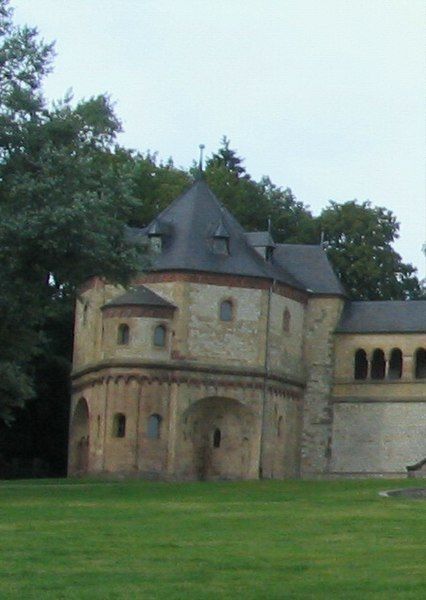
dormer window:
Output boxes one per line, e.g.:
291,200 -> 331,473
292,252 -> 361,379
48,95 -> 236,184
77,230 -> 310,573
149,236 -> 162,254
213,238 -> 229,255
147,220 -> 166,254
213,221 -> 230,255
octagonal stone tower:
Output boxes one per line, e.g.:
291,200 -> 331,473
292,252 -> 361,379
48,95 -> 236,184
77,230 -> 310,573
68,179 -> 348,480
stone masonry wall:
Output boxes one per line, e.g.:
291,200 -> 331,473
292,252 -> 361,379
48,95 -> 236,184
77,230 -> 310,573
300,296 -> 344,477
330,332 -> 426,475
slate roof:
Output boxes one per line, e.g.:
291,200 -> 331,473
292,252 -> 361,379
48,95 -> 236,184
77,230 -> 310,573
128,179 -> 347,294
272,244 -> 346,296
244,231 -> 275,248
336,301 -> 426,333
134,179 -> 306,290
103,285 -> 176,309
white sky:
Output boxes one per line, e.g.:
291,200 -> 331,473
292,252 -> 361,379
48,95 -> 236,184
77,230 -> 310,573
13,0 -> 426,278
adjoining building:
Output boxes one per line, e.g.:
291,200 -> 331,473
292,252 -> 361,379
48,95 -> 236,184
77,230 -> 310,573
68,180 -> 426,480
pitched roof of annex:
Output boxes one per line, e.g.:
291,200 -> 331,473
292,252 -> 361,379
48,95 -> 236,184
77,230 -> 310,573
336,300 -> 426,333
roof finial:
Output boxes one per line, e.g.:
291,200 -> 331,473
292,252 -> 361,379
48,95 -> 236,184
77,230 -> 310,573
198,144 -> 205,174
267,217 -> 272,233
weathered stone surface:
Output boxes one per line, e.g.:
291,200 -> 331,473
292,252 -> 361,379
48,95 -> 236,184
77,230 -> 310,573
69,273 -> 426,481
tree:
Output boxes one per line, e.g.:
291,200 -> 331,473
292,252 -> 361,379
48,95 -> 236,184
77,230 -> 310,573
204,138 -> 317,241
128,152 -> 190,227
258,177 -> 319,244
319,200 -> 421,300
0,1 -> 141,422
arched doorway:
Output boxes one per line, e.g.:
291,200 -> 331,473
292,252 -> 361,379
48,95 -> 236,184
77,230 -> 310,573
69,398 -> 90,475
183,397 -> 256,481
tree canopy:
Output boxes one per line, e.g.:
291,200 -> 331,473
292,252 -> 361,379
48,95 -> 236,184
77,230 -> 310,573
0,0 -> 141,421
319,200 -> 421,300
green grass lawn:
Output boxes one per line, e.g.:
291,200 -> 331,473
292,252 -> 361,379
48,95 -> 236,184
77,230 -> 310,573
0,478 -> 425,599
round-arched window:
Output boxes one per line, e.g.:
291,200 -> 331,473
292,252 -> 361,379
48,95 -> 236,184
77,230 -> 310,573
112,413 -> 126,438
220,300 -> 233,322
117,323 -> 130,345
153,325 -> 166,347
354,349 -> 368,380
415,348 -> 426,379
213,428 -> 221,448
148,414 -> 162,439
371,349 -> 385,380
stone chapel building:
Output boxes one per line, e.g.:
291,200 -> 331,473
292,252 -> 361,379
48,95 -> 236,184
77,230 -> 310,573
68,180 -> 426,480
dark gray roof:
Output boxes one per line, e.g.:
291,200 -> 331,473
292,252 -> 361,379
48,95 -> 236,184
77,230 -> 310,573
103,285 -> 176,309
272,244 -> 346,296
245,231 -> 275,248
129,180 -> 344,296
336,301 -> 426,333
136,180 -> 304,289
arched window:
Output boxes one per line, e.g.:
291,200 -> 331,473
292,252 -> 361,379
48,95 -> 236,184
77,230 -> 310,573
220,299 -> 233,321
117,323 -> 130,345
71,398 -> 90,475
148,414 -> 162,439
415,348 -> 426,379
354,349 -> 368,380
282,309 -> 291,333
112,413 -> 126,438
388,348 -> 403,380
371,349 -> 385,380
213,428 -> 221,448
153,324 -> 166,347
277,416 -> 283,438
82,302 -> 89,326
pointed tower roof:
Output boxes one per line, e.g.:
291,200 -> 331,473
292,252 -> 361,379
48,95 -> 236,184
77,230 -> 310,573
131,179 -> 345,295
137,179 -> 303,288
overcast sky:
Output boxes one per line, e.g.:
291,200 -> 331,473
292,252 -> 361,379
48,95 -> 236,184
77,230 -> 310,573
13,0 -> 426,279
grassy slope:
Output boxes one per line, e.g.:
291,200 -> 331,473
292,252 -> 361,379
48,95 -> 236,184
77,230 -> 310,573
0,479 -> 425,599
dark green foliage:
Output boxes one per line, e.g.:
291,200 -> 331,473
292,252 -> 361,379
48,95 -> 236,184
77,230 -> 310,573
0,0 -> 142,422
128,152 -> 190,227
320,200 -> 421,300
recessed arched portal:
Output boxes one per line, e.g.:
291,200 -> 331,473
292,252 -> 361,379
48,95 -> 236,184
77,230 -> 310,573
182,397 -> 257,481
69,398 -> 90,476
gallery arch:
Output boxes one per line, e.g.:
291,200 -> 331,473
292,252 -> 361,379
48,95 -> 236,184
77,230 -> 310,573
415,348 -> 426,379
388,348 -> 403,380
354,349 -> 368,380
